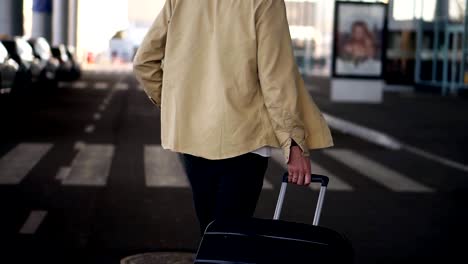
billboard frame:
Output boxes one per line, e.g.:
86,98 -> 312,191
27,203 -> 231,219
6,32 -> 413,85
331,1 -> 388,79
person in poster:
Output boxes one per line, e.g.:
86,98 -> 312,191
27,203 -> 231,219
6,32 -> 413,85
342,21 -> 376,65
335,3 -> 385,77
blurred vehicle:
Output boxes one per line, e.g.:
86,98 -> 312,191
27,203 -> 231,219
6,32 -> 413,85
0,42 -> 19,96
28,37 -> 59,87
51,45 -> 72,81
51,44 -> 81,81
0,37 -> 39,93
65,47 -> 81,80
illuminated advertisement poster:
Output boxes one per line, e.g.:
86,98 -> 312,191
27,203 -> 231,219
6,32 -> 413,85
332,2 -> 387,78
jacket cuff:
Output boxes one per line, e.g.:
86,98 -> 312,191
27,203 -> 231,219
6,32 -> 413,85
282,136 -> 310,164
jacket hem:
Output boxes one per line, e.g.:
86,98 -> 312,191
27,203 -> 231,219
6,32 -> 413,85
161,139 -> 280,160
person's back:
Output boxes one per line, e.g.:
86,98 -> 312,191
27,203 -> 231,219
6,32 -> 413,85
134,0 -> 332,162
133,0 -> 333,234
161,0 -> 277,159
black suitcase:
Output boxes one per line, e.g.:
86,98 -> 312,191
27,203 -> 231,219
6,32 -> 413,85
194,173 -> 353,263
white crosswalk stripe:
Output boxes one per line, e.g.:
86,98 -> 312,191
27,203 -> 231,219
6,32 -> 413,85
19,210 -> 47,234
93,113 -> 102,120
61,144 -> 114,186
74,141 -> 86,151
57,82 -> 68,88
269,148 -> 354,191
0,141 -> 435,192
144,145 -> 189,187
71,81 -> 87,89
144,146 -> 274,189
115,82 -> 129,91
309,161 -> 354,191
323,149 -> 434,192
84,124 -> 95,133
262,178 -> 273,190
55,166 -> 71,181
0,143 -> 53,184
94,82 -> 109,90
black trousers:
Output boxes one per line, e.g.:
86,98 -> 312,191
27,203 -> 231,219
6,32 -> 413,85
178,152 -> 269,234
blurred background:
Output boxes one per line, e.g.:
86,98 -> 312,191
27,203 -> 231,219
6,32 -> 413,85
0,0 -> 467,263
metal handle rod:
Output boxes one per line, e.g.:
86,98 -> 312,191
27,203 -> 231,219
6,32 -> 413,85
313,186 -> 327,226
274,173 -> 329,226
273,182 -> 288,220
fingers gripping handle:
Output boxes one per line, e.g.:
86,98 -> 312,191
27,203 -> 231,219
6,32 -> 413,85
273,173 -> 329,226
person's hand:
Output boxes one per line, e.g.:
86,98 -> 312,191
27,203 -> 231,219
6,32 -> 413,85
287,146 -> 311,186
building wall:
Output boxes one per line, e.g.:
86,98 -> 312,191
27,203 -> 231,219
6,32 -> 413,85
76,0 -> 129,63
128,0 -> 165,25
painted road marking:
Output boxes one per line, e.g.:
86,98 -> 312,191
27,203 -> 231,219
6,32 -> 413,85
270,149 -> 353,191
62,144 -> 115,186
55,166 -> 71,181
104,96 -> 113,103
74,141 -> 86,151
0,143 -> 53,184
94,82 -> 109,90
402,144 -> 468,173
309,161 -> 353,191
93,113 -> 102,120
262,179 -> 273,190
323,112 -> 468,173
323,149 -> 434,192
99,105 -> 106,111
84,124 -> 95,133
19,210 -> 47,234
72,81 -> 87,89
144,145 -> 189,187
322,113 -> 401,150
115,82 -> 129,91
57,82 -> 68,88
144,146 -> 273,190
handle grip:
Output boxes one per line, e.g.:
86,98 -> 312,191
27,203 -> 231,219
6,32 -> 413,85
281,173 -> 329,187
274,173 -> 329,226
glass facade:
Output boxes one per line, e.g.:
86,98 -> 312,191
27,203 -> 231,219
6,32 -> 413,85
285,0 -> 333,76
285,0 -> 388,77
286,0 -> 467,87
386,0 -> 467,85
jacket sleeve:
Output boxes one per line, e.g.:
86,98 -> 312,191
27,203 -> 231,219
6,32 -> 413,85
133,0 -> 172,108
255,0 -> 310,164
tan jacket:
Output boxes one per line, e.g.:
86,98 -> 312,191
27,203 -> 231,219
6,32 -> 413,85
133,0 -> 333,164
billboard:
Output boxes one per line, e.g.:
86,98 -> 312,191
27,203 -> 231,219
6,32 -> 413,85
332,2 -> 387,78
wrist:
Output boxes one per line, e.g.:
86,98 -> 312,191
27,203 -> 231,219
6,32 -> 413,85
290,145 -> 301,154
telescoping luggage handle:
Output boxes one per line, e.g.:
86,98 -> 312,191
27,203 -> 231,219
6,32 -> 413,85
273,173 -> 329,226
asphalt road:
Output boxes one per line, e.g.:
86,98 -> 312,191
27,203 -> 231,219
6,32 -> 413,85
0,70 -> 466,263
